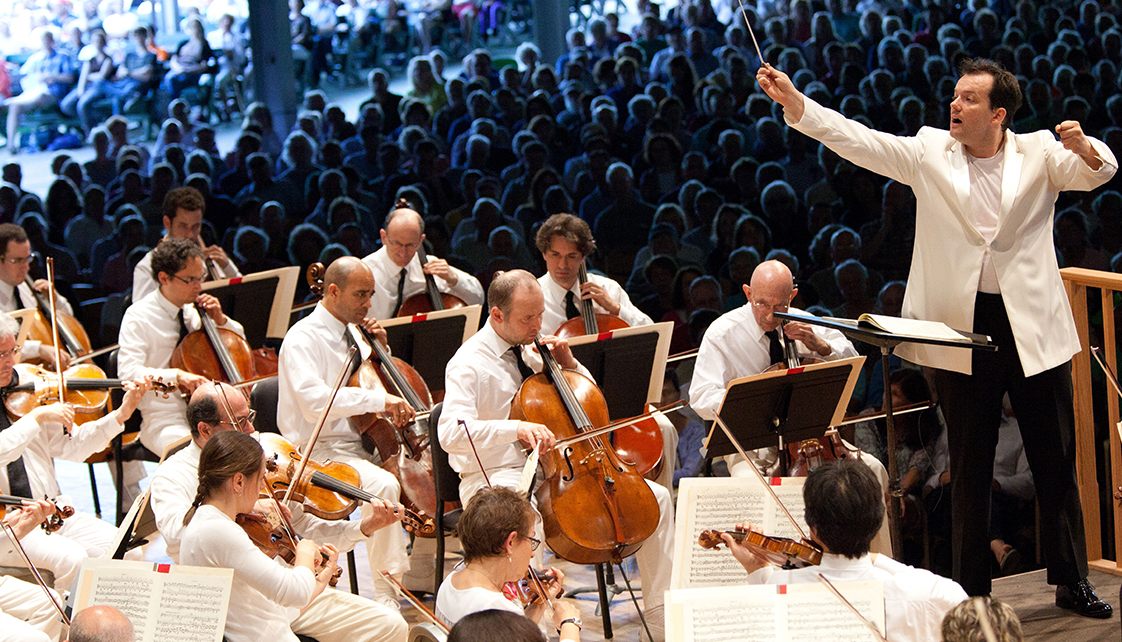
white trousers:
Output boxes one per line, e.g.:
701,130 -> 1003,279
460,466 -> 674,642
0,576 -> 63,642
290,587 -> 408,642
0,510 -> 117,591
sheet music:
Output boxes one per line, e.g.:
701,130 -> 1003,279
75,559 -> 233,642
671,477 -> 809,589
668,582 -> 885,642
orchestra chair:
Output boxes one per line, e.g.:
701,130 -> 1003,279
105,349 -> 160,526
425,402 -> 464,597
250,376 -> 361,597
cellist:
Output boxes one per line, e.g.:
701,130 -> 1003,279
535,214 -> 650,336
277,256 -> 415,610
149,382 -> 408,642
0,223 -> 72,370
438,270 -> 674,642
362,202 -> 483,320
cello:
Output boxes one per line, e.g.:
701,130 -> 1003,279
396,242 -> 467,316
511,336 -> 660,565
554,261 -> 630,340
307,262 -> 440,529
170,302 -> 257,384
20,275 -> 92,365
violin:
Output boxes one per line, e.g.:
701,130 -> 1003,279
235,511 -> 343,587
511,335 -> 659,565
502,568 -> 563,608
307,262 -> 441,530
3,363 -> 172,421
260,432 -> 436,535
21,275 -> 92,363
554,261 -> 630,340
170,302 -> 257,385
697,528 -> 823,568
0,495 -> 74,533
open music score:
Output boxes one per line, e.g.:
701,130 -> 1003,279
72,558 -> 232,642
671,477 -> 809,590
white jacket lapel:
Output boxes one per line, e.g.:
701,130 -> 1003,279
947,141 -> 985,242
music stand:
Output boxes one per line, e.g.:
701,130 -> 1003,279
567,322 -> 673,418
201,266 -> 300,347
776,312 -> 996,558
378,306 -> 482,395
704,357 -> 863,472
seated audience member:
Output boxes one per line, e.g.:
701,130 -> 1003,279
5,30 -> 75,154
161,17 -> 215,107
77,27 -> 156,133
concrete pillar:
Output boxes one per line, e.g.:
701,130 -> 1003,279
160,0 -> 179,39
247,0 -> 299,136
532,0 -> 569,67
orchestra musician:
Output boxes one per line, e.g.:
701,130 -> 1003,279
757,58 -> 1116,612
149,382 -> 408,642
534,213 -> 651,336
0,312 -> 154,591
277,256 -> 415,609
118,237 -> 245,455
132,187 -> 240,303
435,486 -> 582,640
438,270 -> 674,642
722,459 -> 967,642
0,498 -> 67,642
362,203 -> 483,319
0,223 -> 72,370
688,260 -> 893,554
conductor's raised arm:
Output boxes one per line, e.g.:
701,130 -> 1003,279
756,64 -> 805,123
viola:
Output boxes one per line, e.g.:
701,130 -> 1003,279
502,569 -> 563,608
170,303 -> 256,384
260,433 -> 436,536
396,242 -> 468,317
21,275 -> 92,363
0,495 -> 74,533
235,511 -> 342,587
3,363 -> 172,420
554,261 -> 630,340
697,528 -> 823,568
510,336 -> 660,565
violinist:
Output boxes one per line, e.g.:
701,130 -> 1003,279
435,486 -> 582,641
361,203 -> 482,320
278,256 -> 415,609
181,431 -> 395,642
0,312 -> 154,592
535,213 -> 650,336
438,270 -> 674,642
118,237 -> 245,454
131,187 -> 240,303
0,223 -> 73,369
722,459 -> 966,642
0,498 -> 67,642
149,382 -> 408,642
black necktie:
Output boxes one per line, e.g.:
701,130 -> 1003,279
509,346 -> 534,381
390,268 -> 407,316
0,379 -> 33,498
176,308 -> 190,342
343,327 -> 363,376
765,329 -> 785,365
14,285 -> 26,310
564,291 -> 581,320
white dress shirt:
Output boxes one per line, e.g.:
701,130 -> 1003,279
434,569 -> 523,627
361,247 -> 483,321
181,505 -> 316,642
751,553 -> 967,642
0,281 -> 74,361
117,289 -> 245,453
132,247 -> 241,303
688,304 -> 859,418
149,439 -> 366,563
537,272 -> 653,335
438,320 -> 593,474
278,303 -> 387,444
0,408 -> 122,498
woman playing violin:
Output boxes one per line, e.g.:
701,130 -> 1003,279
181,431 -> 408,642
720,460 -> 966,642
150,382 -> 408,642
435,486 -> 583,641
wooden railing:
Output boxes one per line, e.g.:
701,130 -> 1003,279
1062,267 -> 1122,575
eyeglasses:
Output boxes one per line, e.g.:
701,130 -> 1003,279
172,273 -> 205,286
384,239 -> 423,251
1,255 -> 34,265
216,410 -> 256,430
751,300 -> 790,314
0,347 -> 19,360
522,534 -> 541,552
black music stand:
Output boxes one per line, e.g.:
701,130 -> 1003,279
201,266 -> 301,347
704,357 -> 863,474
775,312 -> 996,558
379,306 -> 482,395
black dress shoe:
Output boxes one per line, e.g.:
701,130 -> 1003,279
1056,579 -> 1114,618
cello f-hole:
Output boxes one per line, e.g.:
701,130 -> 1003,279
561,447 -> 576,483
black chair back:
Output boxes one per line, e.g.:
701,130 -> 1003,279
250,377 -> 280,435
426,402 -> 459,505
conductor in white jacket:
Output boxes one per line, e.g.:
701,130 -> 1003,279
757,57 -> 1116,616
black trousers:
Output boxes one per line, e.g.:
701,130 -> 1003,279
933,293 -> 1088,596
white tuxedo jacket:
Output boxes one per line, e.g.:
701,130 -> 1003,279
790,97 -> 1117,376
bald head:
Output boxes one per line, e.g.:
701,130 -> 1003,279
488,269 -> 540,316
323,256 -> 375,324
68,605 -> 135,642
381,205 -> 426,268
186,382 -> 252,443
324,255 -> 369,291
487,270 -> 544,345
384,205 -> 423,232
745,260 -> 796,332
749,259 -> 794,291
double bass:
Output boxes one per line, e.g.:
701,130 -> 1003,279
511,336 -> 659,565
